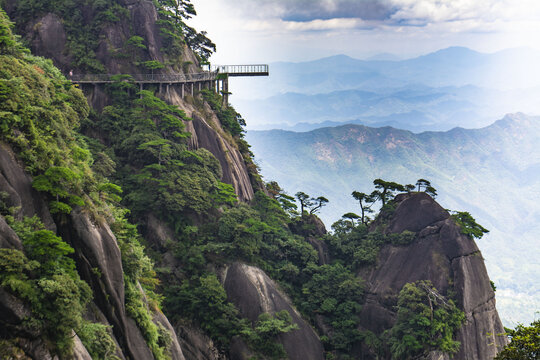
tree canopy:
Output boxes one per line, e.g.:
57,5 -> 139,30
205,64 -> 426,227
496,320 -> 540,359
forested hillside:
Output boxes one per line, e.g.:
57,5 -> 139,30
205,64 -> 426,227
0,1 -> 511,359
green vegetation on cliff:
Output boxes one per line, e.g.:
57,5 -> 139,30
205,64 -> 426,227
0,2 -> 505,359
0,9 -> 167,358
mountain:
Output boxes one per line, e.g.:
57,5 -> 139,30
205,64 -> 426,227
230,47 -> 540,131
242,47 -> 540,97
365,52 -> 402,61
236,84 -> 540,132
246,113 -> 540,327
0,2 -> 509,359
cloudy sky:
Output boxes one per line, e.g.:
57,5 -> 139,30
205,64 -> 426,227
189,0 -> 540,63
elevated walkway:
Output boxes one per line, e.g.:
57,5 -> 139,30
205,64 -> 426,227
70,64 -> 268,103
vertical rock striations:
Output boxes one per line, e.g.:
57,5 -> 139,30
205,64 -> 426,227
222,263 -> 325,360
359,193 -> 507,359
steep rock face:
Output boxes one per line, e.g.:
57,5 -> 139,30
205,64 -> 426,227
189,113 -> 254,202
7,0 -> 255,202
0,142 -> 186,359
359,193 -> 507,359
174,324 -> 223,360
58,210 -> 188,360
0,144 -> 56,231
222,263 -> 325,360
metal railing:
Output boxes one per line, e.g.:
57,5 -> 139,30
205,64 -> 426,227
211,64 -> 269,76
70,64 -> 269,83
70,72 -> 218,83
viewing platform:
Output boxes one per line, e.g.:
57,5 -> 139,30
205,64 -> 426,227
70,64 -> 268,103
209,64 -> 269,77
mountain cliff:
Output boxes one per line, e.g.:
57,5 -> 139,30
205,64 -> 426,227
0,1 -> 509,359
357,193 -> 506,359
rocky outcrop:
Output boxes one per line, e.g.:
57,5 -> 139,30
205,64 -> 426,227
290,214 -> 329,264
359,193 -> 507,359
0,144 -> 56,231
59,210 -> 187,360
0,142 -> 187,359
290,214 -> 327,238
189,113 -> 254,202
222,263 -> 325,360
174,324 -> 223,360
0,215 -> 22,250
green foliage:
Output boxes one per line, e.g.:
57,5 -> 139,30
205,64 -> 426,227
325,222 -> 416,269
10,0 -> 129,72
351,191 -> 374,225
140,60 -> 165,72
126,36 -> 147,50
300,263 -> 364,352
451,211 -> 489,239
77,321 -> 119,360
37,274 -> 92,354
242,311 -> 299,359
201,89 -> 246,136
32,166 -> 83,213
0,8 -> 26,55
109,208 -> 168,359
0,51 -> 91,177
125,280 -> 168,360
154,0 -> 216,61
164,273 -> 243,347
387,281 -> 465,359
496,320 -> 540,359
266,181 -> 298,217
0,10 -> 168,358
372,178 -> 405,206
83,82 -> 236,223
0,216 -> 92,356
295,191 -> 329,216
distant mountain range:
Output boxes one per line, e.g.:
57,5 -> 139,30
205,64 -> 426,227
231,47 -> 540,132
246,113 -> 540,327
235,84 -> 540,132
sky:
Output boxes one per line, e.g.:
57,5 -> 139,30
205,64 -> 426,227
189,0 -> 540,63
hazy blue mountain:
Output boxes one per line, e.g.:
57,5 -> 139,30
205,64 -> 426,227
364,52 -> 402,61
246,113 -> 540,327
230,47 -> 540,132
233,46 -> 540,98
236,84 -> 540,132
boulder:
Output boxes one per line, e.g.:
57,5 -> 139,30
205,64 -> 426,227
153,311 -> 186,360
386,192 -> 449,234
222,263 -> 325,360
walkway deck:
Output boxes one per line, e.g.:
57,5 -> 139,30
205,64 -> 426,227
70,64 -> 269,84
70,65 -> 268,103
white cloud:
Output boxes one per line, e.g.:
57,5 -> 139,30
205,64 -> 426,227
389,0 -> 540,24
189,0 -> 540,63
242,18 -> 369,32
